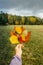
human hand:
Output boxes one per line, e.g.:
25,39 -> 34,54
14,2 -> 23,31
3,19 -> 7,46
15,44 -> 23,58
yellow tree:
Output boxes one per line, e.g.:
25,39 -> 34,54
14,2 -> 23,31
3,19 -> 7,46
21,16 -> 25,24
8,15 -> 13,24
15,20 -> 19,25
29,16 -> 36,23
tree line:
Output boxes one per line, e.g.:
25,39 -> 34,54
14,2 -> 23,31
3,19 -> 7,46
0,11 -> 43,25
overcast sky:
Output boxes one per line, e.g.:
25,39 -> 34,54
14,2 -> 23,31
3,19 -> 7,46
0,0 -> 43,18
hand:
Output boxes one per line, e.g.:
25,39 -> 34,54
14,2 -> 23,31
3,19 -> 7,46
15,44 -> 23,58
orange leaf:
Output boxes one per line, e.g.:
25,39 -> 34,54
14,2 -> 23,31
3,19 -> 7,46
18,37 -> 24,43
10,32 -> 15,35
19,37 -> 23,43
21,27 -> 25,33
25,32 -> 31,42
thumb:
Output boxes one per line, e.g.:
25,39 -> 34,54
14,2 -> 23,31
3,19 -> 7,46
18,44 -> 24,49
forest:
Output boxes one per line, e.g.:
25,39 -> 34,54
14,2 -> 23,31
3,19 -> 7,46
0,11 -> 43,25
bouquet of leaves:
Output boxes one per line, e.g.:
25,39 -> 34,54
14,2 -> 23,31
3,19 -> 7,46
9,26 -> 31,44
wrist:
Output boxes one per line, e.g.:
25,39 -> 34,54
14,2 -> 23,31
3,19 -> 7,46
15,54 -> 21,59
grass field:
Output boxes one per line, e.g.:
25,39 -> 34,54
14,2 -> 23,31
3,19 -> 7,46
0,25 -> 43,65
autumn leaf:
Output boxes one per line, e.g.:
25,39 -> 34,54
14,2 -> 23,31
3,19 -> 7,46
25,32 -> 31,42
10,31 -> 15,35
9,26 -> 31,44
9,35 -> 19,44
18,32 -> 31,43
14,26 -> 25,34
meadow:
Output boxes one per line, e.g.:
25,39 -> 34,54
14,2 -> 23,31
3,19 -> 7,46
0,25 -> 43,65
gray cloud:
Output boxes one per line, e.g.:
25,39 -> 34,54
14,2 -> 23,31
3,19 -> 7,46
0,0 -> 43,10
0,0 -> 43,18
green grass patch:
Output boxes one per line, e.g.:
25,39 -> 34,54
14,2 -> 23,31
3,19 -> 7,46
0,25 -> 43,65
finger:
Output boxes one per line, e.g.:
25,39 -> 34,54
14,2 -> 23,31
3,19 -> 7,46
15,44 -> 21,49
18,44 -> 24,49
15,44 -> 24,50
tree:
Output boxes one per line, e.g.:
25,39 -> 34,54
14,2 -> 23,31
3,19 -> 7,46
29,16 -> 37,25
0,11 -> 8,25
25,17 -> 30,25
8,15 -> 13,25
21,16 -> 25,24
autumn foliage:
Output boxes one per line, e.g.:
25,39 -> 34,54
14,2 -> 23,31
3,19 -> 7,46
9,26 -> 31,44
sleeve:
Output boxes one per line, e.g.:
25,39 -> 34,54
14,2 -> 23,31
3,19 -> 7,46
10,56 -> 22,65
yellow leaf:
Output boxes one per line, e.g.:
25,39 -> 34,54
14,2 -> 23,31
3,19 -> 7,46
23,30 -> 28,36
14,26 -> 23,34
21,33 -> 25,41
9,35 -> 19,44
